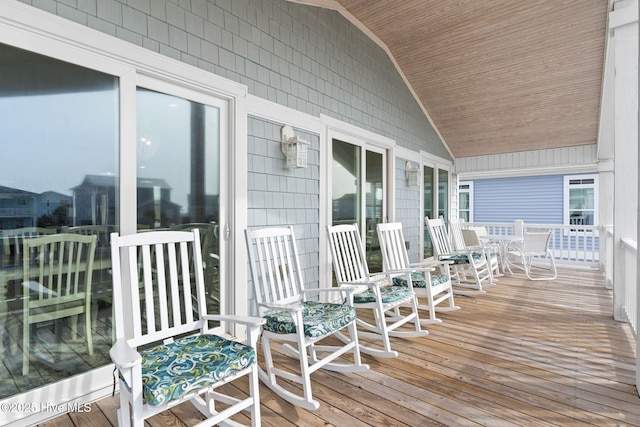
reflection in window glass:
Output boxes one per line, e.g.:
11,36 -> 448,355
0,43 -> 118,397
438,168 -> 449,221
136,88 -> 220,316
423,165 -> 434,257
365,150 -> 383,272
332,139 -> 361,226
569,187 -> 595,225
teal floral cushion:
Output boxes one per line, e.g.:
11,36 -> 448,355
138,334 -> 256,406
353,285 -> 412,303
442,252 -> 485,266
392,272 -> 449,288
263,300 -> 356,337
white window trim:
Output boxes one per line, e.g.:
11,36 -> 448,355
563,174 -> 599,227
458,180 -> 474,222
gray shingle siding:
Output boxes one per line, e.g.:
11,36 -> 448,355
247,116 -> 320,292
395,157 -> 422,262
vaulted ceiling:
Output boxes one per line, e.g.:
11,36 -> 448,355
299,1 -> 610,159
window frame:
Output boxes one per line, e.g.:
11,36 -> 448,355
420,153 -> 453,259
458,181 -> 474,222
563,174 -> 599,228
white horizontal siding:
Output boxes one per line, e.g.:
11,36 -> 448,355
455,145 -> 598,178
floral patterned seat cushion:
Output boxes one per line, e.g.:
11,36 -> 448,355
136,334 -> 256,406
441,251 -> 485,266
391,272 -> 449,288
263,300 -> 356,337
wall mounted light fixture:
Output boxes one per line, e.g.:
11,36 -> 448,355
405,161 -> 421,186
281,125 -> 309,168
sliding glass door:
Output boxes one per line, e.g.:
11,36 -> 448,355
136,83 -> 225,316
332,139 -> 386,272
0,42 -> 118,397
0,43 -> 230,411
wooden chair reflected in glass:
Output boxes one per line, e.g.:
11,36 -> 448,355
21,233 -> 97,375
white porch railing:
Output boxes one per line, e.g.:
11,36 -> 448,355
467,221 -> 600,268
620,237 -> 637,335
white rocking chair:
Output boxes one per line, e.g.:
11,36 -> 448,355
449,218 -> 501,281
462,227 -> 502,278
506,229 -> 557,281
327,223 -> 427,358
245,226 -> 369,410
110,229 -> 264,427
376,222 -> 460,325
425,217 -> 493,295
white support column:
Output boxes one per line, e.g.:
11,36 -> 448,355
608,0 -> 640,397
610,0 -> 639,325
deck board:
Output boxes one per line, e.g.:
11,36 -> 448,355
37,267 -> 639,427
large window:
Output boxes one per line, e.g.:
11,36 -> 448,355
332,139 -> 386,272
564,174 -> 598,227
0,43 -> 118,397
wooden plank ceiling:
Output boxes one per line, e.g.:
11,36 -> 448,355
325,1 -> 609,158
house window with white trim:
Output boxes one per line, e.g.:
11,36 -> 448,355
564,174 -> 598,227
458,181 -> 473,222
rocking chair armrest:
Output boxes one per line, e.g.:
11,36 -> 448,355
300,287 -> 358,297
258,301 -> 302,313
441,249 -> 474,258
203,314 -> 266,328
410,259 -> 454,268
383,266 -> 434,276
338,278 -> 386,290
110,338 -> 141,370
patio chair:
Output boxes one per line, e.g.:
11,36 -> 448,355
425,216 -> 493,295
21,233 -> 97,375
110,229 -> 263,427
376,222 -> 459,324
327,223 -> 426,358
506,229 -> 557,281
245,226 -> 368,410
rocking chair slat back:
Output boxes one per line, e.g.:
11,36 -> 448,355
377,224 -> 410,271
247,226 -> 304,308
328,224 -> 369,283
112,230 -> 203,348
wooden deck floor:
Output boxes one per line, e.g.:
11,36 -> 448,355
39,267 -> 639,427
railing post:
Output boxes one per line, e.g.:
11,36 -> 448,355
514,220 -> 524,236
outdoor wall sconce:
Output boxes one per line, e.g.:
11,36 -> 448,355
405,161 -> 421,186
281,125 -> 309,168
